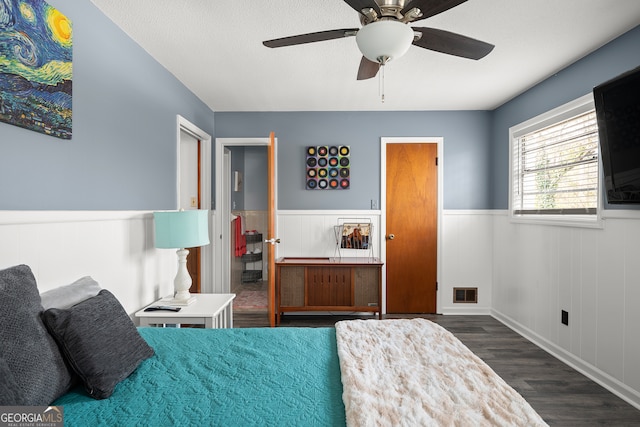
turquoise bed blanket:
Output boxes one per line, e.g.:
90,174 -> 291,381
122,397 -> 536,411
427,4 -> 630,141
53,327 -> 346,426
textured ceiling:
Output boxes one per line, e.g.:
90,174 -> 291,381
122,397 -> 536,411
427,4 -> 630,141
90,0 -> 640,112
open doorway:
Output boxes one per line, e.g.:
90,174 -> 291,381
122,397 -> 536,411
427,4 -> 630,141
228,146 -> 269,312
214,137 -> 273,313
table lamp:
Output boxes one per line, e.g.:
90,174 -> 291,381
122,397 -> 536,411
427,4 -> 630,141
154,209 -> 210,305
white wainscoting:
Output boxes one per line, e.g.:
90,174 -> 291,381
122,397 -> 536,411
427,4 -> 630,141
0,211 -> 177,315
276,210 -> 382,259
276,210 -> 495,316
492,210 -> 640,409
440,210 -> 494,315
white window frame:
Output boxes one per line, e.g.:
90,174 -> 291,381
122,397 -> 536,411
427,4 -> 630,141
509,94 -> 603,228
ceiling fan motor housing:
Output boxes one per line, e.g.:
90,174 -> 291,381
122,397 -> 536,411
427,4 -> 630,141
356,20 -> 415,64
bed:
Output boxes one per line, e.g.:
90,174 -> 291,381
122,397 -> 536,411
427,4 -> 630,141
1,265 -> 548,426
55,327 -> 346,426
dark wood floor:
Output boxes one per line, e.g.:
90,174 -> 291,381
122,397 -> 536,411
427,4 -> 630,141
233,311 -> 640,426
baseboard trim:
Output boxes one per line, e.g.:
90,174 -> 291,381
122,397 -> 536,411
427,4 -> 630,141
492,309 -> 640,411
440,306 -> 492,315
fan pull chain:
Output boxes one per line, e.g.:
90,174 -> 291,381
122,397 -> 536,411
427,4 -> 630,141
379,65 -> 385,103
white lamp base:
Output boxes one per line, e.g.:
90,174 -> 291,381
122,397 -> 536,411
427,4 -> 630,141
165,248 -> 197,306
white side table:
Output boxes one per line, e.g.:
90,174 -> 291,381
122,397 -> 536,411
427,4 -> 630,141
135,293 -> 236,329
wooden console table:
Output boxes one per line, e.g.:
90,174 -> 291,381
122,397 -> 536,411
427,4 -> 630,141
275,257 -> 383,325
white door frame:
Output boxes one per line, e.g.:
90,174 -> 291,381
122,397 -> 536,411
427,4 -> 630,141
176,115 -> 212,292
222,148 -> 231,292
380,137 -> 444,314
214,137 -> 274,293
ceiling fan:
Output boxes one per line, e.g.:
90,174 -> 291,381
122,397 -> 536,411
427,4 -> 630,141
263,0 -> 494,80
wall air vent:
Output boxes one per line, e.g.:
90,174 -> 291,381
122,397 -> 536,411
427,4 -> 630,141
454,287 -> 477,303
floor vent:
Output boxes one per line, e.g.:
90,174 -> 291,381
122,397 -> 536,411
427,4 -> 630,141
454,287 -> 477,303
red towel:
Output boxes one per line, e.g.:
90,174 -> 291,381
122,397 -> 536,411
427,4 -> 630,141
234,217 -> 246,257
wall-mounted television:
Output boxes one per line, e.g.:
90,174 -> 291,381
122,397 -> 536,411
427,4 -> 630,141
593,66 -> 640,204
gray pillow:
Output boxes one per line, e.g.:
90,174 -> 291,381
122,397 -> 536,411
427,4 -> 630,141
0,356 -> 26,406
40,276 -> 102,310
0,264 -> 74,405
42,289 -> 154,399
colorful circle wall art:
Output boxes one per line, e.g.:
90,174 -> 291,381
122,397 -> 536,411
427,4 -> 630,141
306,145 -> 350,190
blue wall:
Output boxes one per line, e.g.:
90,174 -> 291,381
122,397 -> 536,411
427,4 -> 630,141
244,147 -> 268,211
490,25 -> 640,209
229,147 -> 245,211
228,146 -> 268,211
215,111 -> 492,210
2,0 -> 636,214
0,0 -> 215,210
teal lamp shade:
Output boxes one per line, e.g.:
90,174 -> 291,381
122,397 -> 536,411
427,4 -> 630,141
154,210 -> 210,249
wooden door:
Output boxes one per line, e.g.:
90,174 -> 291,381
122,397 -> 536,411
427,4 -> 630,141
386,143 -> 438,313
267,132 -> 277,327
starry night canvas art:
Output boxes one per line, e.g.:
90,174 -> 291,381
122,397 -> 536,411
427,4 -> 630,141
0,0 -> 72,139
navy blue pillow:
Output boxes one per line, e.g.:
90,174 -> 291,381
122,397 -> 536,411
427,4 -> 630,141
42,289 -> 154,399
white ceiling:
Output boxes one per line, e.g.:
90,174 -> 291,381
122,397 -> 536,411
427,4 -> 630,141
90,0 -> 640,112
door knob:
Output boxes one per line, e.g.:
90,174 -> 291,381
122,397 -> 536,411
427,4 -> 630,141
265,237 -> 281,245
387,234 -> 395,240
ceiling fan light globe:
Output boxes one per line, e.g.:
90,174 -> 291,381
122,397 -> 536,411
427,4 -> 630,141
356,20 -> 414,64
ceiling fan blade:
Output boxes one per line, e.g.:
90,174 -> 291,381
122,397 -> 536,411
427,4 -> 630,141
343,0 -> 381,16
263,29 -> 358,48
357,56 -> 380,80
402,0 -> 468,21
412,27 -> 494,60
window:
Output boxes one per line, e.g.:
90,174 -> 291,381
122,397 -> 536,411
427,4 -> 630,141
510,94 -> 601,226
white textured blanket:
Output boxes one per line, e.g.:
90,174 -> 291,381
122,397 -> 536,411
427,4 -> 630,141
335,319 -> 548,427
